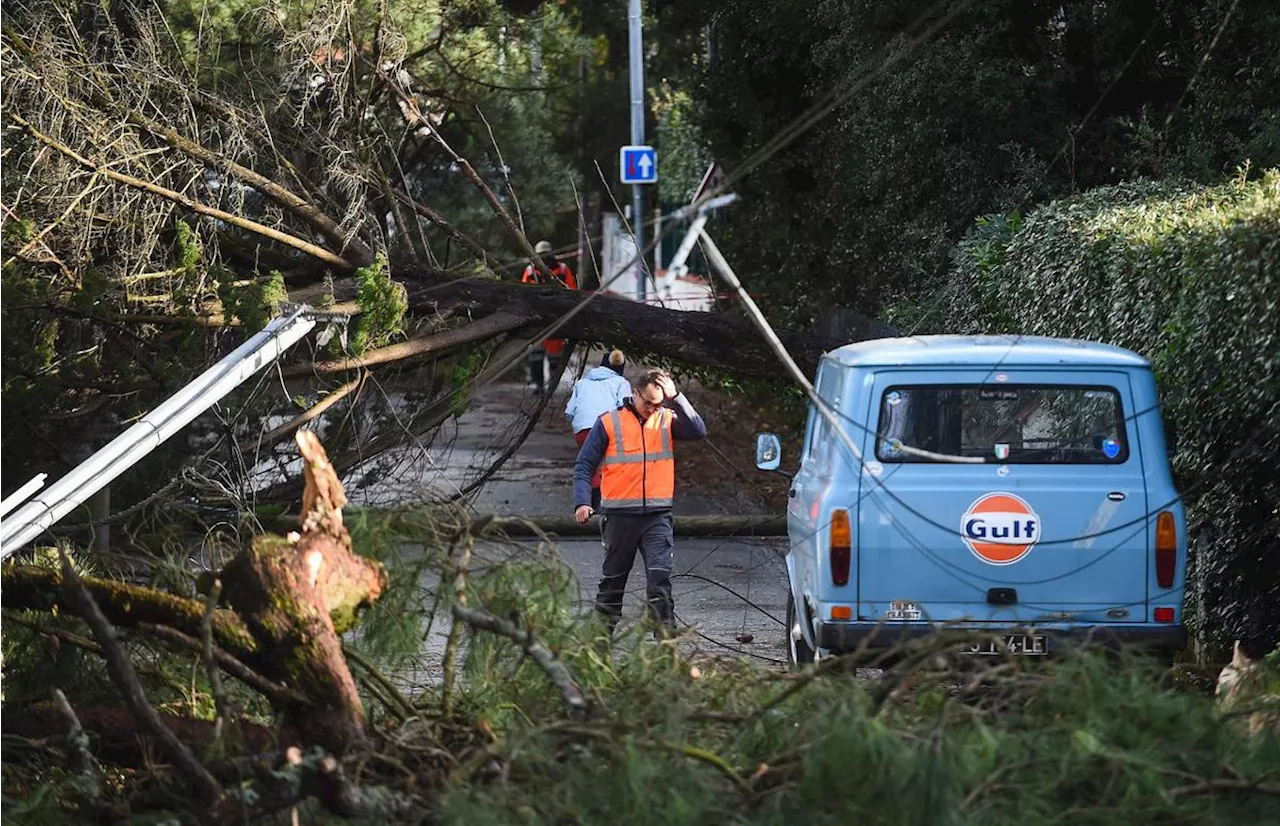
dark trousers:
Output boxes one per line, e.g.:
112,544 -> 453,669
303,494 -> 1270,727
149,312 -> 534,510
527,347 -> 546,391
595,511 -> 675,631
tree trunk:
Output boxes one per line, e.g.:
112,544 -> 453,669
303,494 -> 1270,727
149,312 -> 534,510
219,534 -> 371,752
399,266 -> 859,380
220,432 -> 385,752
5,433 -> 385,755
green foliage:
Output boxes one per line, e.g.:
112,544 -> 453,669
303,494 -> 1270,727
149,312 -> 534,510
918,172 -> 1280,655
687,0 -> 1280,322
450,343 -> 494,417
654,82 -> 713,204
216,269 -> 287,332
343,508 -> 433,666
7,516 -> 1280,824
436,572 -> 1280,825
352,256 -> 408,354
173,219 -> 202,275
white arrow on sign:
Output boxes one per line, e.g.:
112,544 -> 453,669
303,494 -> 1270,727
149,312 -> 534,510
620,145 -> 657,184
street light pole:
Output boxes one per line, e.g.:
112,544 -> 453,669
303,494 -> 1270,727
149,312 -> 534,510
628,0 -> 645,304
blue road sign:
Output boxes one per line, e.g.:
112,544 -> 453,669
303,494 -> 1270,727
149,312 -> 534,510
620,145 -> 657,184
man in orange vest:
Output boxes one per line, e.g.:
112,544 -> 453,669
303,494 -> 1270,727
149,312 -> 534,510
521,240 -> 576,395
573,369 -> 707,635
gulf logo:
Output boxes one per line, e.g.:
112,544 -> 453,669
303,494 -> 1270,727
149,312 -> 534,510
960,492 -> 1041,565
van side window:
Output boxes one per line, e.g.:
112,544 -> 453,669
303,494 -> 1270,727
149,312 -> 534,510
806,364 -> 842,464
876,384 -> 1129,464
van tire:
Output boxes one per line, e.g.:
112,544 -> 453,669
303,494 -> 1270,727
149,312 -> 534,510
786,595 -> 815,667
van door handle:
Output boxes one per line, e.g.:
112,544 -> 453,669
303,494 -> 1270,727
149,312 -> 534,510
789,488 -> 797,498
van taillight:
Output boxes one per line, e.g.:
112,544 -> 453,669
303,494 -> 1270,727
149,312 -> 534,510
830,509 -> 851,586
1155,511 -> 1177,588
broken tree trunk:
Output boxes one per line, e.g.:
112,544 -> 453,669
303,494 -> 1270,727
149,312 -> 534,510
220,431 -> 386,752
4,433 -> 384,755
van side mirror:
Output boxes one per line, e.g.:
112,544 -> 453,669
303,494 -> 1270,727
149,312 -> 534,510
1165,418 -> 1179,456
756,432 -> 783,472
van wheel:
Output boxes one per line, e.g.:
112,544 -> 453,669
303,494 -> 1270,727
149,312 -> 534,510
786,595 -> 815,667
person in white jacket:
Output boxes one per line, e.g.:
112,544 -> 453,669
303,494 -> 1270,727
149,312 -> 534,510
566,350 -> 631,509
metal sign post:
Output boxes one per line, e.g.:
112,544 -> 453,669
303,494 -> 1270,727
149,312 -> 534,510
627,0 -> 646,303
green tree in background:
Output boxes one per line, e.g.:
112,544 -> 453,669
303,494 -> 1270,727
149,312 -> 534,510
688,0 -> 1280,322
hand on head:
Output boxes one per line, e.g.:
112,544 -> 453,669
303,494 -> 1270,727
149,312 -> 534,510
632,370 -> 675,417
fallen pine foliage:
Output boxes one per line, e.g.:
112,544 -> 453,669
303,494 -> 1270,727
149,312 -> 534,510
4,508 -> 1278,825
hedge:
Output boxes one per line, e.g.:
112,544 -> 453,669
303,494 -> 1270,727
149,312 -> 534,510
897,172 -> 1279,657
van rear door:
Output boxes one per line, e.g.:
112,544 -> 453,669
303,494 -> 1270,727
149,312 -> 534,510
854,370 -> 1149,625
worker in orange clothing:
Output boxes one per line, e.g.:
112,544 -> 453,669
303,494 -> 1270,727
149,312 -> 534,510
572,370 -> 707,636
521,240 -> 577,394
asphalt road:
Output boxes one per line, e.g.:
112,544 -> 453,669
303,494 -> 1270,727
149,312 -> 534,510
377,362 -> 793,690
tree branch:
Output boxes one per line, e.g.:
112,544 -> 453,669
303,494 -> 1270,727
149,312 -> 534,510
452,602 -> 589,716
11,114 -> 353,272
281,310 -> 526,375
1171,778 -> 1280,797
384,79 -> 554,280
133,622 -> 307,705
240,374 -> 365,454
51,689 -> 103,805
201,580 -> 230,721
1,565 -> 259,659
393,188 -> 489,261
342,645 -> 416,721
57,549 -> 223,803
398,267 -> 856,380
130,114 -> 375,267
448,350 -> 571,500
441,534 -> 472,716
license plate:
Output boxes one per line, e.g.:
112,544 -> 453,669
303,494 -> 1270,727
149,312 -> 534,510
964,635 -> 1047,656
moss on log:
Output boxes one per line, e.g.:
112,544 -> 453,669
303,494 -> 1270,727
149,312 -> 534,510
0,565 -> 258,657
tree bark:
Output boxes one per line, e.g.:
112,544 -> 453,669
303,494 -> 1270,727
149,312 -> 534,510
220,432 -> 385,752
397,267 -> 856,380
6,434 -> 384,754
1,566 -> 260,659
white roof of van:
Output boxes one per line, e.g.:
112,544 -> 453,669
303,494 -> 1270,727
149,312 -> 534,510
825,335 -> 1151,369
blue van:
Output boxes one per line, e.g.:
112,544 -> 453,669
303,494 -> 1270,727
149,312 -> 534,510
755,336 -> 1188,665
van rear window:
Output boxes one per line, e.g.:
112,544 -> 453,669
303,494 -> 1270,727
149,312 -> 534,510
876,385 -> 1128,464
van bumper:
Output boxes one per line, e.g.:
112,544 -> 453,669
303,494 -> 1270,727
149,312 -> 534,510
815,622 -> 1187,653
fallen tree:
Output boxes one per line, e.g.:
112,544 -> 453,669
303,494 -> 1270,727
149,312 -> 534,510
4,432 -> 384,754
395,269 -> 847,382
1,4 -> 882,516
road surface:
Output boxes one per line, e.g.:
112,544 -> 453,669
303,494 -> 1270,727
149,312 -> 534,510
371,359 -> 793,690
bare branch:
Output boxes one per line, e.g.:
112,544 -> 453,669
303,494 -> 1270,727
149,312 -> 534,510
448,350 -> 571,500
201,579 -> 230,722
51,689 -> 103,804
10,114 -> 354,272
241,375 -> 365,454
393,188 -> 489,261
383,77 -> 552,279
57,549 -> 223,803
131,114 -> 375,266
281,310 -> 526,375
452,602 -> 589,716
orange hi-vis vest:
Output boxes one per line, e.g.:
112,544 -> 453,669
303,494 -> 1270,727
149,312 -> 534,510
521,262 -> 576,356
599,406 -> 675,509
